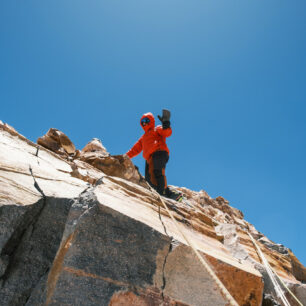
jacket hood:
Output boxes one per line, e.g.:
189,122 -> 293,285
140,112 -> 155,132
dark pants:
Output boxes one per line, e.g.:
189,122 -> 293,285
145,150 -> 169,195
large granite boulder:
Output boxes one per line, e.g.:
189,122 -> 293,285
0,121 -> 305,306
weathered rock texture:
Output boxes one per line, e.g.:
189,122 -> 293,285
0,122 -> 305,306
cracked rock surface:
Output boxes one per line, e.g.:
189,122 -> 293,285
0,122 -> 305,305
0,198 -> 72,305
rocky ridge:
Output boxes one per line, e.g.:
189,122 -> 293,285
0,121 -> 305,306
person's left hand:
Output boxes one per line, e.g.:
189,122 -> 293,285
158,109 -> 171,123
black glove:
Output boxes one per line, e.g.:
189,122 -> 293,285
158,109 -> 171,129
162,120 -> 170,129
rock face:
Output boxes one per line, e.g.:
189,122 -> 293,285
37,128 -> 76,156
0,122 -> 305,306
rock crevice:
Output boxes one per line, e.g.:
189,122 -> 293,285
0,197 -> 73,305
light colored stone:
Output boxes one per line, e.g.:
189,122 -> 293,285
0,122 -> 305,306
81,138 -> 108,154
0,127 -> 86,204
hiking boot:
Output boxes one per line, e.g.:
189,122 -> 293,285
165,187 -> 183,202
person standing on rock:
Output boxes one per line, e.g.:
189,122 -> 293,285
126,110 -> 182,201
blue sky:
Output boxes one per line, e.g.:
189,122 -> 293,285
1,1 -> 305,265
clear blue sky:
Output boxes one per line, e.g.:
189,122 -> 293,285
1,1 -> 305,265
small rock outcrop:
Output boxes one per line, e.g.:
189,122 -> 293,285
0,122 -> 305,306
78,139 -> 145,186
37,128 -> 76,156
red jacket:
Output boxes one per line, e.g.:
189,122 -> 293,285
127,112 -> 172,161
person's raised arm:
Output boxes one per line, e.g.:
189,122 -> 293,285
126,137 -> 143,158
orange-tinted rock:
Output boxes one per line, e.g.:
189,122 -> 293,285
79,149 -> 146,186
289,250 -> 306,282
109,289 -> 188,306
206,255 -> 263,305
37,128 -> 76,155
